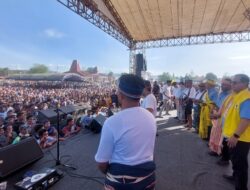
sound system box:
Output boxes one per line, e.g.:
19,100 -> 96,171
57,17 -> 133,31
89,114 -> 106,134
0,137 -> 44,178
135,53 -> 146,77
14,167 -> 63,190
59,105 -> 76,115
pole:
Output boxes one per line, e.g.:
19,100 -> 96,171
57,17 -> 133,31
56,106 -> 60,165
54,104 -> 76,169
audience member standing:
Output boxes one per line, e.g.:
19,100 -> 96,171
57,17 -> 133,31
183,79 -> 196,129
221,74 -> 250,190
141,80 -> 157,117
158,80 -> 172,117
95,74 -> 156,190
209,77 -> 232,155
199,79 -> 218,139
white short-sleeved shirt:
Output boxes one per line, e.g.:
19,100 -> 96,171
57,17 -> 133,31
183,87 -> 196,99
194,90 -> 206,101
173,86 -> 182,99
162,84 -> 171,100
141,94 -> 157,117
95,107 -> 156,166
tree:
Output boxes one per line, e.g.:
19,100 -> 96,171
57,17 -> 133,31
29,64 -> 48,74
205,72 -> 217,81
108,71 -> 113,77
0,67 -> 9,76
184,70 -> 196,80
86,66 -> 98,74
158,72 -> 172,82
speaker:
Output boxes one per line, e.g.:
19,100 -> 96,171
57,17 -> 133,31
37,108 -> 66,125
59,105 -> 76,115
89,114 -> 106,134
135,53 -> 146,77
0,137 -> 44,178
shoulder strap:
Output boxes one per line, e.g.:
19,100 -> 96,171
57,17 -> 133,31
199,90 -> 206,100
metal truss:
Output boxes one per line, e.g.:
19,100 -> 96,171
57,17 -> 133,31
134,31 -> 250,49
57,1 -> 250,50
57,0 -> 132,47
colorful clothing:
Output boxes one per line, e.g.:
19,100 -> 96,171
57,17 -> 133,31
209,91 -> 231,154
199,88 -> 218,139
222,88 -> 250,190
222,89 -> 250,142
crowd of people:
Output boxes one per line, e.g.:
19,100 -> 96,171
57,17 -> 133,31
0,73 -> 249,190
145,73 -> 250,190
0,80 -> 118,149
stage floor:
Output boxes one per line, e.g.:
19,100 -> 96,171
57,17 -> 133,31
4,111 -> 250,190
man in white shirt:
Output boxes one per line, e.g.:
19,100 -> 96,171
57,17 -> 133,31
158,80 -> 171,117
141,80 -> 157,117
182,79 -> 196,129
95,74 -> 156,190
192,82 -> 206,132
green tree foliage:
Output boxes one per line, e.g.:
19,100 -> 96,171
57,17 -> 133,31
158,72 -> 172,82
86,66 -> 98,74
108,71 -> 113,77
29,64 -> 48,74
205,72 -> 217,81
0,67 -> 9,76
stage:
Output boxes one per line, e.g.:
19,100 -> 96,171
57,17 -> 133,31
3,112 -> 250,190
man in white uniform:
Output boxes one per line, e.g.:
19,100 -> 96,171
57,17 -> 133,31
95,74 -> 156,190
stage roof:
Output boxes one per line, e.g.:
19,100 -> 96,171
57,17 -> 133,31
58,0 -> 250,49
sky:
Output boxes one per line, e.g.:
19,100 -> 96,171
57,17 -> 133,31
0,0 -> 250,77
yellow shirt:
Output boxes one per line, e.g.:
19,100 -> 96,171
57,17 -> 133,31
222,89 -> 250,142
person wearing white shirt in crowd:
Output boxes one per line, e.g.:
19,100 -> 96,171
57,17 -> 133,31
192,82 -> 206,132
95,74 -> 156,190
158,80 -> 172,117
141,80 -> 157,117
172,82 -> 181,119
182,79 -> 196,129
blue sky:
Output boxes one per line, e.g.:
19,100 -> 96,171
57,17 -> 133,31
0,0 -> 250,77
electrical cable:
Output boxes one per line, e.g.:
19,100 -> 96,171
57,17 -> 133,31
44,148 -> 104,186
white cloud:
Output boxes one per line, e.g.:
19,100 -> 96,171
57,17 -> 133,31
44,28 -> 65,38
228,55 -> 250,60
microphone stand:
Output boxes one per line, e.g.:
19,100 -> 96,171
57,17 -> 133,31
55,105 -> 76,170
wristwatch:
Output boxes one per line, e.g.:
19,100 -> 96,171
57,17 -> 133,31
233,133 -> 240,139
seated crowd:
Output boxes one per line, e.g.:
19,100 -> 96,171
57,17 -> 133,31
0,80 -> 119,149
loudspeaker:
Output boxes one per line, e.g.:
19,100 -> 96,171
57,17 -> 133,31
135,53 -> 146,77
89,114 -> 106,134
59,105 -> 76,115
0,137 -> 44,178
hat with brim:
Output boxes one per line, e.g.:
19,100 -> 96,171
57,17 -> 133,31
118,74 -> 145,99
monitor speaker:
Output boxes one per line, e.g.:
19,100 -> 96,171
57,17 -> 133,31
0,137 -> 44,178
89,114 -> 106,134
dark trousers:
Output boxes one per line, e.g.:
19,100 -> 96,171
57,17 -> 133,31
221,138 -> 230,161
230,141 -> 250,190
105,162 -> 156,190
207,126 -> 212,141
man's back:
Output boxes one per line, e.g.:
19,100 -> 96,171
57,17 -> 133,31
95,107 -> 156,166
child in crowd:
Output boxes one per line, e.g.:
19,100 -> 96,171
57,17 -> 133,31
12,125 -> 30,144
37,128 -> 57,149
62,118 -> 81,138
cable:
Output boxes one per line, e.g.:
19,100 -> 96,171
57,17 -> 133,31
65,170 -> 104,186
46,149 -> 104,186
